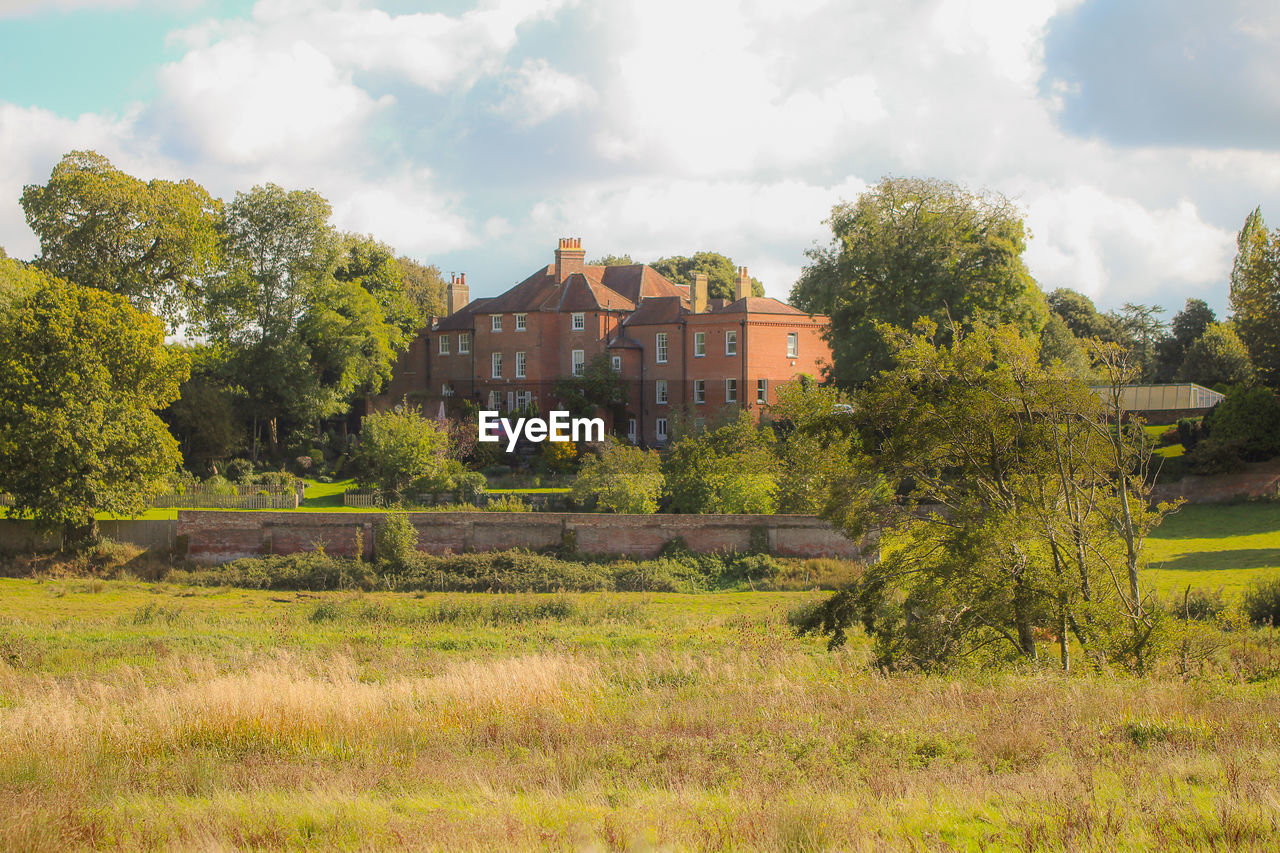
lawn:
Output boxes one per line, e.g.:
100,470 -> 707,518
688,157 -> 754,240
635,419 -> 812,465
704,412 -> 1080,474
1144,503 -> 1280,598
2,579 -> 1279,850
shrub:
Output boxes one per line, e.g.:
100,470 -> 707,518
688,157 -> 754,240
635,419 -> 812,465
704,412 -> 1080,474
375,512 -> 419,574
224,458 -> 254,483
352,405 -> 449,501
1168,587 -> 1226,621
1175,418 -> 1201,452
170,551 -> 376,591
1185,437 -> 1248,475
483,495 -> 531,512
1243,575 -> 1280,626
1206,387 -> 1280,461
571,441 -> 663,513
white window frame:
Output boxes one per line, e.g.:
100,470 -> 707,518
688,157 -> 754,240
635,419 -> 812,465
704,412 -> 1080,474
694,379 -> 706,404
627,418 -> 637,443
694,331 -> 706,357
491,351 -> 502,379
787,332 -> 798,358
442,384 -> 453,397
438,335 -> 450,355
756,378 -> 767,404
458,332 -> 470,354
571,312 -> 585,330
515,313 -> 527,331
572,349 -> 585,376
725,330 -> 737,356
656,379 -> 668,405
656,418 -> 668,442
611,355 -> 622,373
656,332 -> 668,364
491,314 -> 503,332
726,378 -> 738,403
515,351 -> 527,378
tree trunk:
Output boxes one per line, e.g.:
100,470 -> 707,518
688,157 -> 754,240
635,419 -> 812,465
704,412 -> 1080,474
1013,576 -> 1038,660
63,515 -> 98,551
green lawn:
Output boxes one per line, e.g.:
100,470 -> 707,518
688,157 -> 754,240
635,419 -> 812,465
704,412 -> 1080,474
1144,503 -> 1280,598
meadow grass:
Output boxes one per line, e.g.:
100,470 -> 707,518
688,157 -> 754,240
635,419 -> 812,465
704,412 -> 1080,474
2,577 -> 1280,850
1145,503 -> 1280,598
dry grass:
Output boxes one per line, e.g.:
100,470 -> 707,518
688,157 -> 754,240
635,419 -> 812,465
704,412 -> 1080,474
2,581 -> 1280,850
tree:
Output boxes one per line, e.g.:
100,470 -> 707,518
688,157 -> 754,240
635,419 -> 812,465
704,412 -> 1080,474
662,411 -> 778,513
791,177 -> 1048,387
352,405 -> 449,502
1229,207 -> 1280,387
552,353 -> 628,422
1113,303 -> 1167,382
0,271 -> 188,543
794,322 -> 1172,671
334,234 -> 419,335
161,345 -> 244,468
20,150 -> 220,326
1046,288 -> 1125,342
1038,313 -> 1094,379
1155,298 -> 1216,380
205,184 -> 406,456
649,251 -> 765,300
1179,323 -> 1254,387
766,377 -> 857,514
588,254 -> 634,266
571,440 -> 663,513
396,255 -> 447,320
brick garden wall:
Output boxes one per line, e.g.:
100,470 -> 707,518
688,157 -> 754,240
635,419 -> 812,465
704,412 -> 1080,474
178,510 -> 871,564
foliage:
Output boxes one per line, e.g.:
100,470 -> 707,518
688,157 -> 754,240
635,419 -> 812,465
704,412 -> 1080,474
791,177 -> 1047,386
0,273 -> 188,540
588,253 -> 634,266
766,377 -> 858,513
352,405 -> 450,502
1113,303 -> 1167,382
1155,298 -> 1216,381
552,353 -> 628,419
662,411 -> 778,513
396,255 -> 447,320
649,251 -> 764,300
161,344 -> 243,467
20,150 -> 221,326
1200,386 -> 1280,461
374,512 -> 419,574
1038,313 -> 1094,379
1046,288 -> 1126,342
1229,206 -> 1280,388
1242,574 -> 1280,626
796,322 -> 1173,671
541,440 -> 578,474
1178,323 -> 1255,387
571,440 -> 663,513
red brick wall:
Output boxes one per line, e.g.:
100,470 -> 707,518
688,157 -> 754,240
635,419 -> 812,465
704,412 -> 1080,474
178,511 -> 874,564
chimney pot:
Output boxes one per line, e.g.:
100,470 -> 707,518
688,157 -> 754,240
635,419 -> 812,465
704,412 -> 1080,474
554,235 -> 585,282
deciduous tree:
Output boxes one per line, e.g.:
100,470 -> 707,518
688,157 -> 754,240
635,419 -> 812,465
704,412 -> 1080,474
572,440 -> 663,513
650,251 -> 765,300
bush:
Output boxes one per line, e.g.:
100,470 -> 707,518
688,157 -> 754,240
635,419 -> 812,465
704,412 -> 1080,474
483,495 -> 530,512
1185,437 -> 1248,475
1206,387 -> 1280,461
1175,418 -> 1201,452
571,441 -> 663,513
375,513 -> 419,574
170,551 -> 376,591
1168,587 -> 1226,621
1243,575 -> 1280,626
224,458 -> 254,483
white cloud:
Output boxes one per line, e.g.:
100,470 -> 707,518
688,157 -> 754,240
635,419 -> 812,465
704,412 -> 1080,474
498,59 -> 595,126
0,0 -> 203,18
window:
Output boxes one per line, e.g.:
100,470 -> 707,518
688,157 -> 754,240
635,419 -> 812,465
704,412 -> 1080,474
756,378 -> 767,404
611,355 -> 622,373
656,418 -> 668,442
491,314 -> 503,332
458,332 -> 470,354
491,351 -> 502,378
516,390 -> 531,408
627,418 -> 637,443
515,351 -> 527,378
787,332 -> 798,358
656,332 -> 668,363
725,378 -> 737,403
442,384 -> 453,397
694,379 -> 706,403
694,331 -> 706,357
488,390 -> 501,409
572,349 -> 585,376
438,335 -> 450,355
515,313 -> 527,331
507,391 -> 514,411
572,312 -> 585,330
725,330 -> 737,356
655,379 -> 668,405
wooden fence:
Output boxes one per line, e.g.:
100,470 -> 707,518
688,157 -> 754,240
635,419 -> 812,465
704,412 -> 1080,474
151,493 -> 300,509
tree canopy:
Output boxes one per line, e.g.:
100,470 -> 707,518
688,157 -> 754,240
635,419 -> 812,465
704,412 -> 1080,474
0,270 -> 188,541
1229,207 -> 1280,388
20,150 -> 221,327
649,251 -> 765,300
790,177 -> 1048,387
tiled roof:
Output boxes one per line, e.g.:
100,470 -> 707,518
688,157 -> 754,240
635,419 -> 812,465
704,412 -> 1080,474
607,333 -> 643,350
711,297 -> 812,316
468,263 -> 687,314
622,296 -> 687,326
434,297 -> 491,330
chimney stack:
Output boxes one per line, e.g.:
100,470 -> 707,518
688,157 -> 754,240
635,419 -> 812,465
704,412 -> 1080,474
447,272 -> 469,315
554,237 -> 585,282
691,273 -> 708,314
734,266 -> 751,301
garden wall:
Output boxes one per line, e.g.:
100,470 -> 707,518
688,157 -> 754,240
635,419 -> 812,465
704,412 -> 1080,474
178,510 -> 872,564
0,519 -> 177,553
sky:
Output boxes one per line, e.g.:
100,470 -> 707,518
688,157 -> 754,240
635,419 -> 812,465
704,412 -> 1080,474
2,0 -> 1279,316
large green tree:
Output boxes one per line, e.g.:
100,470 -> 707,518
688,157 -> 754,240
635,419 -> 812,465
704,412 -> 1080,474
791,177 -> 1048,386
662,411 -> 778,514
649,251 -> 765,300
351,405 -> 450,502
20,150 -> 220,326
1229,207 -> 1280,387
396,255 -> 447,321
0,269 -> 188,542
1179,323 -> 1254,387
572,440 -> 663,513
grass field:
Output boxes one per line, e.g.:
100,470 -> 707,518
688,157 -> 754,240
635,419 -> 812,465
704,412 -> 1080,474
3,577 -> 1280,850
1145,503 -> 1280,598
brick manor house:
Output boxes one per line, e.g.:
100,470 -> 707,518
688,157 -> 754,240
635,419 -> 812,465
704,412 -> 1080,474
376,238 -> 832,447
